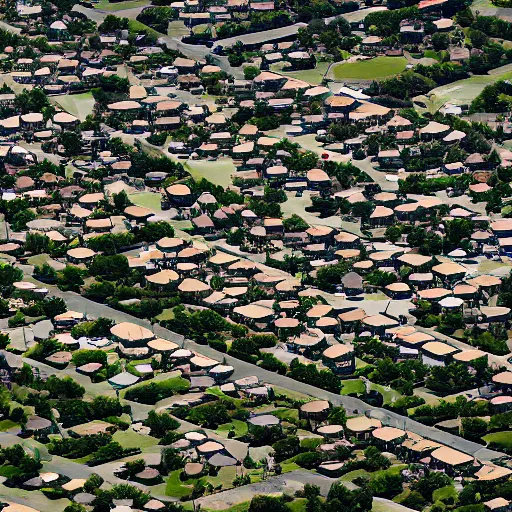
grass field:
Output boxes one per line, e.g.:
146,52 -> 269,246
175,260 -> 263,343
273,408 -> 299,424
0,420 -> 18,432
128,19 -> 161,38
340,465 -> 406,484
329,57 -> 408,80
483,431 -> 512,451
340,469 -> 369,482
414,69 -> 512,110
166,470 -> 194,498
166,466 -> 270,498
340,379 -> 365,396
112,428 -> 159,449
51,92 -> 95,122
370,383 -> 404,405
216,419 -> 249,438
128,191 -> 162,211
271,61 -> 331,85
287,499 -> 307,512
27,253 -> 51,267
185,158 -> 236,188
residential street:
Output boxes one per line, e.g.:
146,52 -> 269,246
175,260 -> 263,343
36,283 -> 506,462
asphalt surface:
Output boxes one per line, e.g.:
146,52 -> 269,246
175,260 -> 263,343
213,22 -> 307,49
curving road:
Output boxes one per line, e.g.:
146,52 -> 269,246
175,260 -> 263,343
35,283 -> 505,462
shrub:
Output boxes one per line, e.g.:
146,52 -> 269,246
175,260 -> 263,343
124,377 -> 190,404
71,317 -> 115,339
72,349 -> 108,368
207,339 -> 227,352
8,311 -> 25,327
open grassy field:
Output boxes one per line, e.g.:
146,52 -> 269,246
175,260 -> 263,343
51,92 -> 95,121
128,191 -> 162,211
273,407 -> 299,424
185,158 -> 236,188
0,420 -> 18,432
414,68 -> 512,110
112,428 -> 159,449
329,57 -> 408,80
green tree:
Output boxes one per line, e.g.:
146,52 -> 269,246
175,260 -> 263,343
244,66 -> 260,80
25,232 -> 50,254
413,471 -> 452,501
57,265 -> 84,292
89,254 -> 129,281
58,131 -> 83,156
461,417 -> 488,442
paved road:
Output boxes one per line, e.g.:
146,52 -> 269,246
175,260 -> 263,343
213,22 -> 307,49
33,283 -> 505,462
73,5 -> 244,78
194,470 -> 357,510
351,157 -> 399,193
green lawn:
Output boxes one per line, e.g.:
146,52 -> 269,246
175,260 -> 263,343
0,420 -> 18,432
168,21 -> 189,38
206,387 -> 245,408
340,465 -> 406,484
370,465 -> 407,480
128,19 -> 161,38
340,379 -> 365,396
216,419 -> 248,438
330,57 -> 408,80
128,192 -> 162,212
287,499 -> 308,512
0,465 -> 22,478
370,383 -> 405,405
27,253 -> 51,267
432,485 -> 458,504
414,68 -> 512,110
483,431 -> 512,451
166,466 -> 269,498
166,470 -> 194,498
273,408 -> 299,424
271,61 -> 331,85
340,469 -> 370,482
51,92 -> 95,122
272,386 -> 312,401
423,49 -> 444,62
185,159 -> 237,188
156,308 -> 175,321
